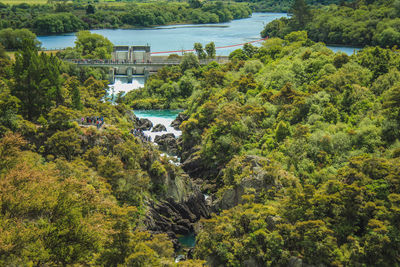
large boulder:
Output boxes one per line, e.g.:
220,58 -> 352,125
125,110 -> 137,123
170,113 -> 189,131
154,133 -> 178,155
136,118 -> 153,130
152,123 -> 167,132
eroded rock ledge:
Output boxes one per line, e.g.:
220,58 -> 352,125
145,190 -> 210,248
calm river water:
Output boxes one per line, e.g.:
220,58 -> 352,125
38,12 -> 360,57
38,13 -> 287,55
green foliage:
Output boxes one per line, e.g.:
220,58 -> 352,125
0,28 -> 39,50
46,128 -> 81,160
139,33 -> 400,265
0,2 -> 250,35
233,0 -> 354,12
262,0 -> 400,47
33,13 -> 85,35
75,31 -> 113,59
288,0 -> 312,28
86,4 -> 95,15
12,39 -> 62,120
0,32 -> 196,266
194,42 -> 206,59
3,23 -> 400,266
205,42 -> 216,59
180,52 -> 200,71
275,121 -> 291,142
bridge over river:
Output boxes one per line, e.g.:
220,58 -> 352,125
65,45 -> 230,82
66,57 -> 229,82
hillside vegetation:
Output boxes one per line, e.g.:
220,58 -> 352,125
234,0 -> 354,12
0,33 -> 207,266
262,0 -> 400,47
126,31 -> 400,265
0,1 -> 251,35
2,2 -> 400,262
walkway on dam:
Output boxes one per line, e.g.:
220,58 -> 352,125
65,57 -> 229,67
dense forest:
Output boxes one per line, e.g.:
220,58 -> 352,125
0,1 -> 251,36
0,32 -> 208,266
123,31 -> 400,265
261,0 -> 400,47
2,0 -> 400,264
234,0 -> 353,12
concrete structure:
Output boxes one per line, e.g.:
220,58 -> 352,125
112,45 -> 151,63
67,45 -> 229,83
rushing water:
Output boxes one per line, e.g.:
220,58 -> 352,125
107,76 -> 145,101
133,110 -> 182,141
38,13 -> 287,56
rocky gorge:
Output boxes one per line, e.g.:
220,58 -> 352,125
135,111 -> 286,257
133,111 -> 211,255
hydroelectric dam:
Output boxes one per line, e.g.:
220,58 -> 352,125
66,45 -> 229,83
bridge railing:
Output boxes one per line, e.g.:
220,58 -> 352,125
64,57 -> 229,65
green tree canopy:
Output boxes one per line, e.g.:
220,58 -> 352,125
75,31 -> 113,59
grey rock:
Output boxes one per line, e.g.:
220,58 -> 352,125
144,191 -> 211,249
170,113 -> 189,131
136,118 -> 153,130
154,133 -> 178,155
152,123 -> 167,132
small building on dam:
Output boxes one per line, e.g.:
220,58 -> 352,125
110,45 -> 152,83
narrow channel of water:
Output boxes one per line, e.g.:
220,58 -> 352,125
177,233 -> 196,248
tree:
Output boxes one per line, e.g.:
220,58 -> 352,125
194,43 -> 206,59
205,42 -> 216,59
288,0 -> 312,28
243,43 -> 258,58
86,4 -> 95,14
180,53 -> 200,71
45,128 -> 81,160
12,39 -> 62,120
0,43 -> 6,59
275,121 -> 291,142
70,80 -> 82,110
189,0 -> 202,8
75,31 -> 113,59
0,28 -> 39,50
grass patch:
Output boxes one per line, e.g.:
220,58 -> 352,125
0,0 -> 53,4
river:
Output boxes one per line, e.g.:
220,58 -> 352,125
40,13 -> 360,97
38,13 -> 288,56
38,12 -> 360,56
39,12 -> 359,92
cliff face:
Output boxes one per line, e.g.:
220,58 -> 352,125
144,171 -> 211,249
